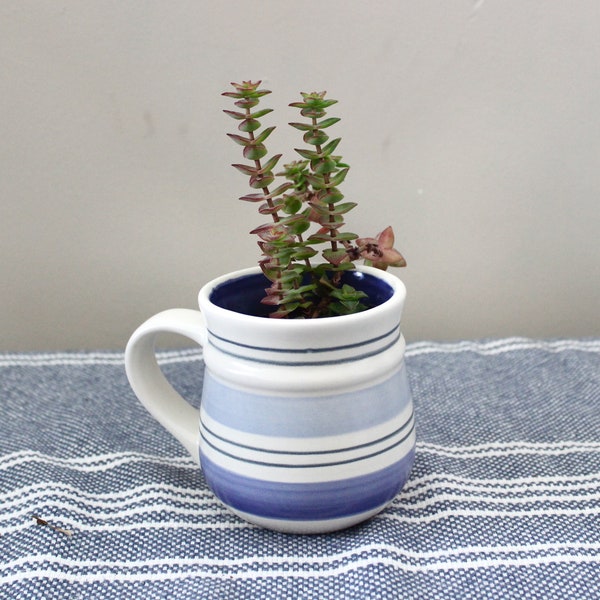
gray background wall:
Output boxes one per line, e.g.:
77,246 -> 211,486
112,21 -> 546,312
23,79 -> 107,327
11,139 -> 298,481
2,1 -> 599,351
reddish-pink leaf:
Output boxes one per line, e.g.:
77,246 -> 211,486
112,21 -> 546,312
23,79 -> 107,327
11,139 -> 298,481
239,193 -> 264,202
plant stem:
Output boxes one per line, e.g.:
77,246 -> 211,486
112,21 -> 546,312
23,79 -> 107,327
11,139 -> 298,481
313,117 -> 337,252
245,109 -> 279,224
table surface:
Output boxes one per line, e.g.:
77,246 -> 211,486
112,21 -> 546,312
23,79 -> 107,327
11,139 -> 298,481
1,338 -> 599,599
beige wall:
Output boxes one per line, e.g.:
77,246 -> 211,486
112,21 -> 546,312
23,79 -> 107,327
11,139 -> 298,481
2,1 -> 599,351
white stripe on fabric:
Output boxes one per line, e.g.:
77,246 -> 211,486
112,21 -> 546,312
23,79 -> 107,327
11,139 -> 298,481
3,449 -> 598,534
2,440 -> 597,475
4,472 -> 596,517
2,502 -> 223,526
0,521 -> 250,537
0,349 -> 203,367
403,473 -> 600,497
394,491 -> 600,510
4,486 -> 596,533
0,451 -> 196,472
380,505 -> 600,525
405,337 -> 600,357
1,482 -> 213,505
2,543 -> 599,584
0,489 -> 217,521
419,440 -> 600,457
3,503 -> 598,537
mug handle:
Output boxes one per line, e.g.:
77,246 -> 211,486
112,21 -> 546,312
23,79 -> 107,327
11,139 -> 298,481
125,308 -> 207,464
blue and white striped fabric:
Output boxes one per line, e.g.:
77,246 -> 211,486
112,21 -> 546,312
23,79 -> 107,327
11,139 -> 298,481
1,338 -> 599,599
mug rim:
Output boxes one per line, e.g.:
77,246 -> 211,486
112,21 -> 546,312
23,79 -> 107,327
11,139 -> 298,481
198,265 -> 406,326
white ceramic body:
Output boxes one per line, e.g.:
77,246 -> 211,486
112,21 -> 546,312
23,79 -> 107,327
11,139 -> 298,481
125,266 -> 415,534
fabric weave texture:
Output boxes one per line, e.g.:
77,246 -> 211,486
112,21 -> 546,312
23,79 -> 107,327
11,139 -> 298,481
1,338 -> 599,599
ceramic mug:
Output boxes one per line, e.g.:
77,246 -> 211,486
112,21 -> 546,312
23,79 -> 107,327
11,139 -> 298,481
125,265 -> 415,533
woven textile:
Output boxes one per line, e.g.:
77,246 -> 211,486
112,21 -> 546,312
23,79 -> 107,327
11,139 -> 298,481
1,338 -> 599,599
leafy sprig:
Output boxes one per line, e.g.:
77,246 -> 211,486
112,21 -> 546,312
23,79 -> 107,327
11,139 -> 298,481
223,81 -> 405,318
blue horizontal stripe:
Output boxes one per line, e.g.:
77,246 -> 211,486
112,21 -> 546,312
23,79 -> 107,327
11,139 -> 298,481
201,408 -> 415,457
200,419 -> 415,469
209,329 -> 402,366
202,364 -> 413,437
201,449 -> 416,521
208,323 -> 400,354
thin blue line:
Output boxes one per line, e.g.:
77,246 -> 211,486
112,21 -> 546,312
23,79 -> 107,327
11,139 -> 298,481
200,420 -> 416,469
200,408 -> 415,456
207,323 -> 400,355
208,330 -> 402,366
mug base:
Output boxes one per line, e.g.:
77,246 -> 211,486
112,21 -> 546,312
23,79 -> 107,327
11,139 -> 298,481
226,501 -> 391,534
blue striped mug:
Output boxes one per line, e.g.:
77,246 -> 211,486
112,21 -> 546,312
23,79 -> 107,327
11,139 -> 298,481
125,265 -> 415,533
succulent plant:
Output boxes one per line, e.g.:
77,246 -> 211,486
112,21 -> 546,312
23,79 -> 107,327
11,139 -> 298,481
223,80 -> 406,318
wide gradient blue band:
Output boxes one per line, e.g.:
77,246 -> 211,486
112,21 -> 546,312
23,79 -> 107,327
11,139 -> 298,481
200,449 -> 416,521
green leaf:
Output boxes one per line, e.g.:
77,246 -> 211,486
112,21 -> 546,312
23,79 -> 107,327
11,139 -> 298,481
317,98 -> 338,108
322,248 -> 351,266
233,98 -> 259,109
294,148 -> 320,160
331,261 -> 357,271
310,231 -> 357,243
289,122 -> 312,132
311,202 -> 356,216
224,84 -> 271,100
317,117 -> 340,129
307,232 -> 336,243
259,153 -> 283,175
300,107 -> 326,119
249,172 -> 275,189
321,137 -> 342,156
328,201 -> 357,215
248,89 -> 272,98
265,181 -> 293,198
254,126 -> 276,144
306,200 -> 328,216
281,284 -> 317,302
238,118 -> 261,132
286,219 -> 311,236
300,95 -> 338,109
280,268 -> 304,283
258,200 -> 284,215
312,157 -> 337,175
249,108 -> 274,119
329,168 -> 349,187
293,247 -> 318,260
331,284 -> 368,300
319,188 -> 344,204
305,173 -> 325,189
283,195 -> 303,214
226,133 -> 251,147
271,249 -> 294,268
279,212 -> 307,225
243,144 -> 268,160
223,109 -> 246,120
227,88 -> 271,101
328,297 -> 367,316
322,219 -> 345,229
232,163 -> 258,176
303,131 -> 329,146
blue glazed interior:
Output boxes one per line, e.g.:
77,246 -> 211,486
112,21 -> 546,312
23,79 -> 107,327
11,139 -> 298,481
209,271 -> 394,317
